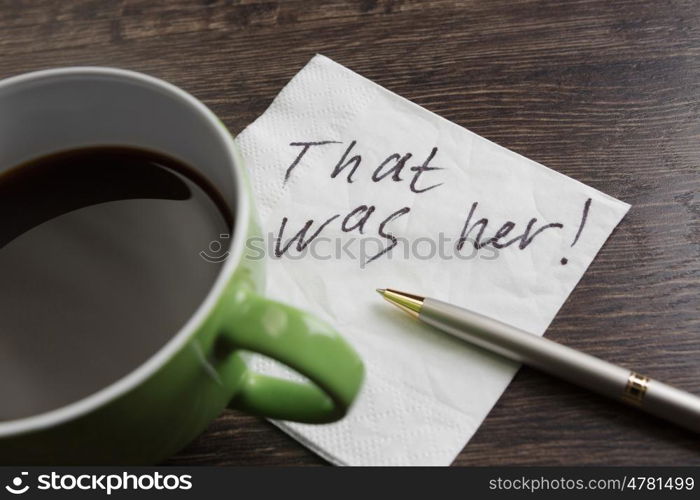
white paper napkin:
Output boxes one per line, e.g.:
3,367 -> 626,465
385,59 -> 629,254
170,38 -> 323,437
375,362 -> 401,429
234,55 -> 630,466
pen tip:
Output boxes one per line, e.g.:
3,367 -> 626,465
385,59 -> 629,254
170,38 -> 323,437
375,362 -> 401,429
375,288 -> 423,318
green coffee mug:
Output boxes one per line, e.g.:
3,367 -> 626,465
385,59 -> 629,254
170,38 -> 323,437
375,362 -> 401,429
0,68 -> 364,464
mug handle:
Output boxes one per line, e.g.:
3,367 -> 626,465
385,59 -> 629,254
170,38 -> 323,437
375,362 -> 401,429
219,287 -> 364,423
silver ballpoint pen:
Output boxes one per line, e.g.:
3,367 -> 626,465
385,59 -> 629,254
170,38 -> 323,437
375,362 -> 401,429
377,288 -> 700,433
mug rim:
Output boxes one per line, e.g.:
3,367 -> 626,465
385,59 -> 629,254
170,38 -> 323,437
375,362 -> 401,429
0,66 -> 250,437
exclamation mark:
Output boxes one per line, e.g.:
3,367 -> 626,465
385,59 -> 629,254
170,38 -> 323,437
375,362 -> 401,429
560,197 -> 591,265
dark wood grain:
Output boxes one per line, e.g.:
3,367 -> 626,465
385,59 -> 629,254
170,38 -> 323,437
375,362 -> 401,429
1,0 -> 698,465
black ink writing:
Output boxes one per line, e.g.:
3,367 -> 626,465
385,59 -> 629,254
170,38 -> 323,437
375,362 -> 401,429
372,153 -> 412,182
367,207 -> 411,264
280,140 -> 594,268
273,204 -> 410,265
284,140 -> 444,194
332,140 -> 362,183
571,198 -> 591,247
457,202 -> 489,249
274,214 -> 340,257
409,147 -> 443,194
457,202 -> 563,252
341,205 -> 375,234
285,141 -> 340,183
561,197 -> 592,265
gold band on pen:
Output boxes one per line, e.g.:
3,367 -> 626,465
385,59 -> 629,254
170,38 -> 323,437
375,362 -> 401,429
377,289 -> 423,319
622,371 -> 650,406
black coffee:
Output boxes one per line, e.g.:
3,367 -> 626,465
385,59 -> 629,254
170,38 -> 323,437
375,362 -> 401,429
0,147 -> 231,421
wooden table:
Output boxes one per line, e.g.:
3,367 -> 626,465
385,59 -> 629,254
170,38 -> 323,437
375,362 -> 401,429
2,0 -> 698,465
